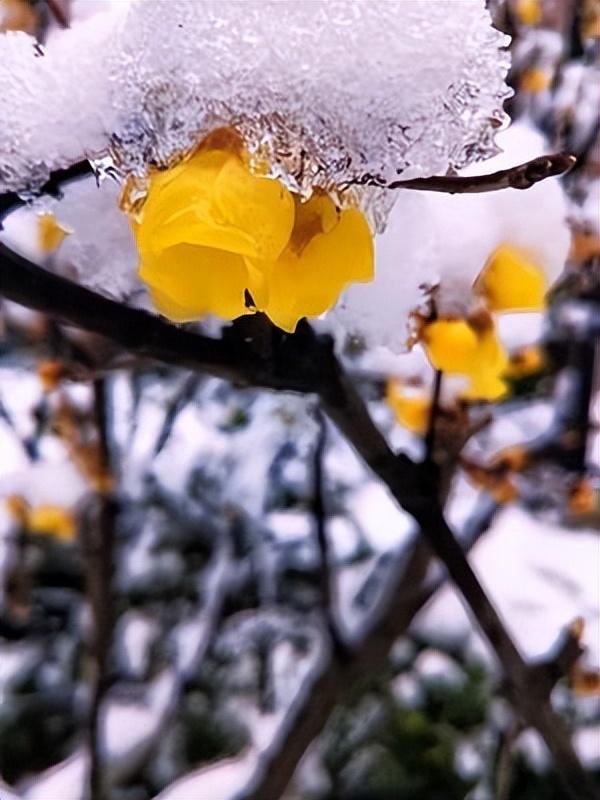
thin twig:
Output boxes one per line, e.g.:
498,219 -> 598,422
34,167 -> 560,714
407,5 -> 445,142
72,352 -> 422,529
0,152 -> 575,230
424,369 -> 442,462
44,0 -> 71,29
352,152 -> 576,193
153,374 -> 201,456
0,160 -> 95,227
79,379 -> 117,800
311,406 -> 346,655
494,720 -> 523,800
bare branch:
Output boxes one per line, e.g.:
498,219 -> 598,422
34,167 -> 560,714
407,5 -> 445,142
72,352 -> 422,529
0,245 -> 595,800
79,379 -> 117,800
0,152 -> 576,231
0,160 -> 96,226
310,406 -> 347,655
353,152 -> 577,193
0,242 -> 323,393
424,369 -> 443,462
44,0 -> 71,29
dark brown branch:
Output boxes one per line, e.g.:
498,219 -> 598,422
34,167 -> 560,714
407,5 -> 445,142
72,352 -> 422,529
44,0 -> 71,29
354,152 -> 576,193
244,537 -> 433,800
0,153 -> 575,230
0,160 -> 96,226
0,246 -> 595,800
424,369 -> 443,461
0,243 -> 323,393
79,380 -> 117,800
310,406 -> 346,654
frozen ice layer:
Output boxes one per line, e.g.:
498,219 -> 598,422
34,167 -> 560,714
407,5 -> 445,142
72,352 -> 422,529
0,0 -> 510,206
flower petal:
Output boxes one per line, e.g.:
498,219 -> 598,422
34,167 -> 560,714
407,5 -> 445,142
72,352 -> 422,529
213,155 -> 295,260
139,242 -> 251,321
255,199 -> 373,332
423,320 -> 480,373
386,380 -> 430,434
478,244 -> 547,312
424,319 -> 509,402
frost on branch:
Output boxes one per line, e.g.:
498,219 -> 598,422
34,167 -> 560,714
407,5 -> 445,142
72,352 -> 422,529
0,0 -> 510,214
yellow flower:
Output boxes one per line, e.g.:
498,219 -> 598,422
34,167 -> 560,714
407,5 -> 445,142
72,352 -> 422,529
27,505 -> 76,541
519,67 -> 552,94
4,495 -> 76,541
477,244 -> 547,312
37,213 -> 70,256
505,345 -> 545,378
580,0 -> 600,40
386,380 -> 430,434
423,318 -> 509,402
132,132 -> 373,332
514,0 -> 542,27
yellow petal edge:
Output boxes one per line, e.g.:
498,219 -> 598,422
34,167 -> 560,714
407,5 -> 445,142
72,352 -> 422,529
132,133 -> 374,332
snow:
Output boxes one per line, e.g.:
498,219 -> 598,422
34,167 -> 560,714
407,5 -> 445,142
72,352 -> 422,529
574,727 -> 600,768
103,670 -> 179,782
22,751 -> 88,800
336,188 -> 438,352
155,749 -> 258,800
115,610 -> 158,679
0,779 -> 23,800
414,649 -> 464,685
417,505 -> 600,667
0,0 -> 509,200
0,459 -> 88,509
157,629 -> 326,800
345,481 -> 413,552
337,121 -> 571,351
2,177 -> 139,298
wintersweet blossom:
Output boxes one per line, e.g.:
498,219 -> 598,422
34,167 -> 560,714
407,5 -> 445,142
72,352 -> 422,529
423,317 -> 509,402
419,240 -> 548,401
37,213 -> 70,256
131,132 -> 373,332
476,243 -> 547,312
337,123 -> 570,355
385,381 -> 430,435
5,494 -> 76,541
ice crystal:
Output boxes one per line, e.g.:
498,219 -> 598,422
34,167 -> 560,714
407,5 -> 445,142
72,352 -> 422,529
0,0 -> 510,224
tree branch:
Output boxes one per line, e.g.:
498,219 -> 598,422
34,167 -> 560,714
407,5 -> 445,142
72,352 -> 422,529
0,152 -> 575,230
310,406 -> 346,655
79,379 -> 117,800
0,160 -> 96,226
0,242 -> 323,393
0,245 -> 595,800
353,152 -> 576,193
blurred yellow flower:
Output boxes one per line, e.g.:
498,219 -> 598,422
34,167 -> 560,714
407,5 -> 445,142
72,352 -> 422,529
514,0 -> 542,27
27,505 -> 76,540
386,380 -> 430,434
505,345 -> 545,378
37,213 -> 70,256
423,318 -> 509,401
477,244 -> 547,312
4,495 -> 76,541
132,132 -> 373,332
519,67 -> 552,94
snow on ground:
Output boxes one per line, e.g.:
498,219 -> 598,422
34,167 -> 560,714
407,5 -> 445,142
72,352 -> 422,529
417,504 -> 600,668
